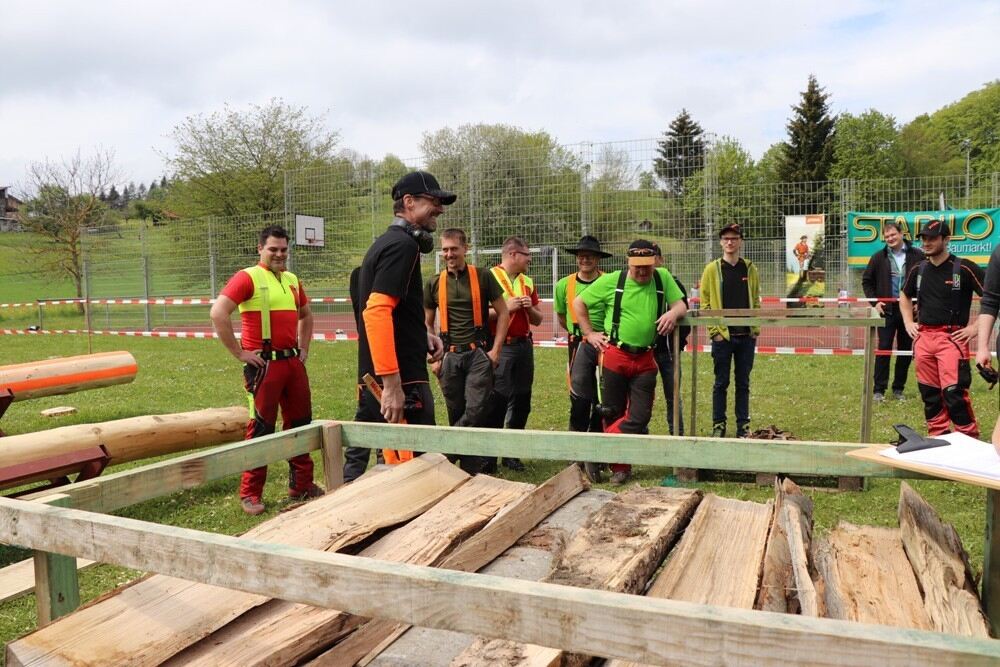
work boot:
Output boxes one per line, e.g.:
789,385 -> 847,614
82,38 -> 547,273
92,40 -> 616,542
737,423 -> 751,439
583,462 -> 603,484
892,390 -> 905,400
289,483 -> 325,501
502,457 -> 526,472
711,422 -> 726,438
241,496 -> 265,516
873,392 -> 885,403
481,458 -> 498,474
610,470 -> 631,485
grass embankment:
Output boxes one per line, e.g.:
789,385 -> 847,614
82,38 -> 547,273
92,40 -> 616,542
0,334 -> 994,652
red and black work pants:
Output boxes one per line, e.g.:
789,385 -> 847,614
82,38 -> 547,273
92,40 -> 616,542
600,345 -> 657,475
914,325 -> 979,438
240,356 -> 314,500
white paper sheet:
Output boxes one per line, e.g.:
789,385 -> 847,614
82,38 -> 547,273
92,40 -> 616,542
880,432 -> 1000,481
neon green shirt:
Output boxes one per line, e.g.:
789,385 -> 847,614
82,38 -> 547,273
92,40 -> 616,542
554,273 -> 605,334
580,268 -> 683,348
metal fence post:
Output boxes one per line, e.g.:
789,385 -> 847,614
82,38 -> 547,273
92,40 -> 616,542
208,219 -> 217,297
141,221 -> 152,331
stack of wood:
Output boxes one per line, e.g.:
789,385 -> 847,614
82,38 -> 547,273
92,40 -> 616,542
6,459 -> 990,667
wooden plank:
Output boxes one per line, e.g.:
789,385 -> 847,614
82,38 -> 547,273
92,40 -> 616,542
847,446 -> 997,490
321,422 -> 345,493
0,557 -> 95,605
814,522 -> 932,631
640,494 -> 772,609
986,489 -> 1000,636
39,406 -> 76,417
313,465 -> 590,667
32,494 -> 80,626
19,422 -> 324,513
898,482 -> 990,637
340,422 -> 904,477
860,324 -> 875,442
1,496 -> 999,666
756,478 -> 818,615
452,487 -> 703,667
6,454 -> 469,667
168,474 -> 534,667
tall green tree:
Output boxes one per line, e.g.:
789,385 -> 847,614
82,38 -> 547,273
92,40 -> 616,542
829,109 -> 904,181
163,98 -> 340,217
778,75 -> 836,183
654,109 -> 705,196
23,150 -> 121,303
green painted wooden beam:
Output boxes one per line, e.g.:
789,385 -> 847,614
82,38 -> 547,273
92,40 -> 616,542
338,422 -> 917,478
2,498 -> 997,666
20,423 -> 322,514
32,494 -> 80,625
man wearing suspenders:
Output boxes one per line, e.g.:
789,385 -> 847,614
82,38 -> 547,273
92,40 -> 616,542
573,239 -> 687,485
554,235 -> 611,481
424,228 -> 510,473
211,225 -> 322,515
899,220 -> 985,438
486,236 -> 543,472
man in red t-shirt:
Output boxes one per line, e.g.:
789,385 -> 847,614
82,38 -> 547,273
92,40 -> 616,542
210,225 -> 322,515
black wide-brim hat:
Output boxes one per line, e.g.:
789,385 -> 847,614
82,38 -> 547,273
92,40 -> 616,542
391,171 -> 457,205
565,234 -> 612,258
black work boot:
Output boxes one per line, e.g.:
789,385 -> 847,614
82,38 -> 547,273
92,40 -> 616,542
711,422 -> 727,438
737,423 -> 751,438
502,457 -> 526,472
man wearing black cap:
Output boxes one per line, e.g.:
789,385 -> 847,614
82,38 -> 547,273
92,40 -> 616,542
699,223 -> 760,439
555,235 -> 612,481
344,171 -> 455,482
573,239 -> 687,484
899,219 -> 985,438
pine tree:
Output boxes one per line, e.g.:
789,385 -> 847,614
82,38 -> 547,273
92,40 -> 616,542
107,184 -> 121,210
160,175 -> 168,188
778,75 -> 836,183
137,183 -> 148,199
654,109 -> 705,196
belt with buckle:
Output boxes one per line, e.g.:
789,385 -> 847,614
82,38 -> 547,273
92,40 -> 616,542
259,348 -> 300,361
614,341 -> 653,354
447,342 -> 479,353
505,335 -> 531,345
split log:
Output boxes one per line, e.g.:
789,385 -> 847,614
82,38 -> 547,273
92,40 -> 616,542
604,494 -> 773,667
0,351 -> 137,401
756,478 -> 820,615
450,486 -> 703,667
898,481 -> 990,637
165,473 -> 534,666
0,406 -> 247,470
6,454 -> 468,667
311,464 -> 589,667
813,521 -> 932,630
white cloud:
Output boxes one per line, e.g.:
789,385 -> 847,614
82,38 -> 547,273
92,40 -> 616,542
2,0 -> 998,190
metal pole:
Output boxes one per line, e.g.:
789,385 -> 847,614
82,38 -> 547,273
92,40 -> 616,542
208,220 -> 217,296
141,221 -> 152,331
36,300 -> 43,331
82,259 -> 92,354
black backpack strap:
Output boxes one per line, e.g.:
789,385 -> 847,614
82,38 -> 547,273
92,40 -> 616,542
950,255 -> 963,325
609,270 -> 628,345
654,270 -> 665,318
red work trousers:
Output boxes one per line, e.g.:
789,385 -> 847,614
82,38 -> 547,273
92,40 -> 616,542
239,357 -> 315,500
600,346 -> 658,475
913,326 -> 979,438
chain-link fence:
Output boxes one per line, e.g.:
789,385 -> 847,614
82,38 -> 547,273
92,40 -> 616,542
5,137 -> 997,341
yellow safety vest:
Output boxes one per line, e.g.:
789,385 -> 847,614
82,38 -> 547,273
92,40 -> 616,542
238,265 -> 301,341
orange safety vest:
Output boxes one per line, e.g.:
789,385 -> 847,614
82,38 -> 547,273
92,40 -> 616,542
438,265 -> 487,345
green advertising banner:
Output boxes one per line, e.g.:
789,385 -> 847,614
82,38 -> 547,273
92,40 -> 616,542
847,209 -> 999,268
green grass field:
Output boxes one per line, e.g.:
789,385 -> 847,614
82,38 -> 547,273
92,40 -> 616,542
0,334 -> 995,655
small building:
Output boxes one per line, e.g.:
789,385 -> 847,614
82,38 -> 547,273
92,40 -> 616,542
0,186 -> 23,232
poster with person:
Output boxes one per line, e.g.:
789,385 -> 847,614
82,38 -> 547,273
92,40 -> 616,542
785,214 -> 825,297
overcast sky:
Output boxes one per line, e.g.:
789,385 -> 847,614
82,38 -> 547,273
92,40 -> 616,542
3,0 -> 998,192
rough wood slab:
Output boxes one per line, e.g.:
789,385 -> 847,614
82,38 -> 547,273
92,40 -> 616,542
310,465 -> 589,667
6,453 -> 468,667
39,406 -> 76,417
166,473 -> 534,667
0,556 -> 95,605
813,521 -> 932,630
450,486 -> 703,667
604,493 -> 773,667
756,478 -> 819,615
362,490 -> 615,667
898,481 -> 990,637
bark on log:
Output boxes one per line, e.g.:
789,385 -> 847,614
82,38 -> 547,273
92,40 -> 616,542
898,481 -> 991,637
756,478 -> 819,615
0,351 -> 137,401
0,406 -> 248,470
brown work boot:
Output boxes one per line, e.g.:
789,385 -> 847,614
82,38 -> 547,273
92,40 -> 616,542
288,483 -> 325,501
241,496 -> 265,516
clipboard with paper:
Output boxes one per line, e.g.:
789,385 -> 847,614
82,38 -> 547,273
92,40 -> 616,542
847,430 -> 1000,490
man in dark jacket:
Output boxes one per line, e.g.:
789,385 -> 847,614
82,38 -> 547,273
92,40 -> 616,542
861,221 -> 923,402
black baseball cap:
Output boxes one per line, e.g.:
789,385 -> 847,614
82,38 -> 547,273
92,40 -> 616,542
391,171 -> 457,205
627,239 -> 657,266
719,223 -> 743,238
565,235 -> 613,258
917,220 -> 950,238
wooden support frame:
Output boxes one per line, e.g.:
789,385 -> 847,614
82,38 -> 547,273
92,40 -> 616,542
2,496 -> 998,666
5,420 -> 1000,665
31,494 -> 79,626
